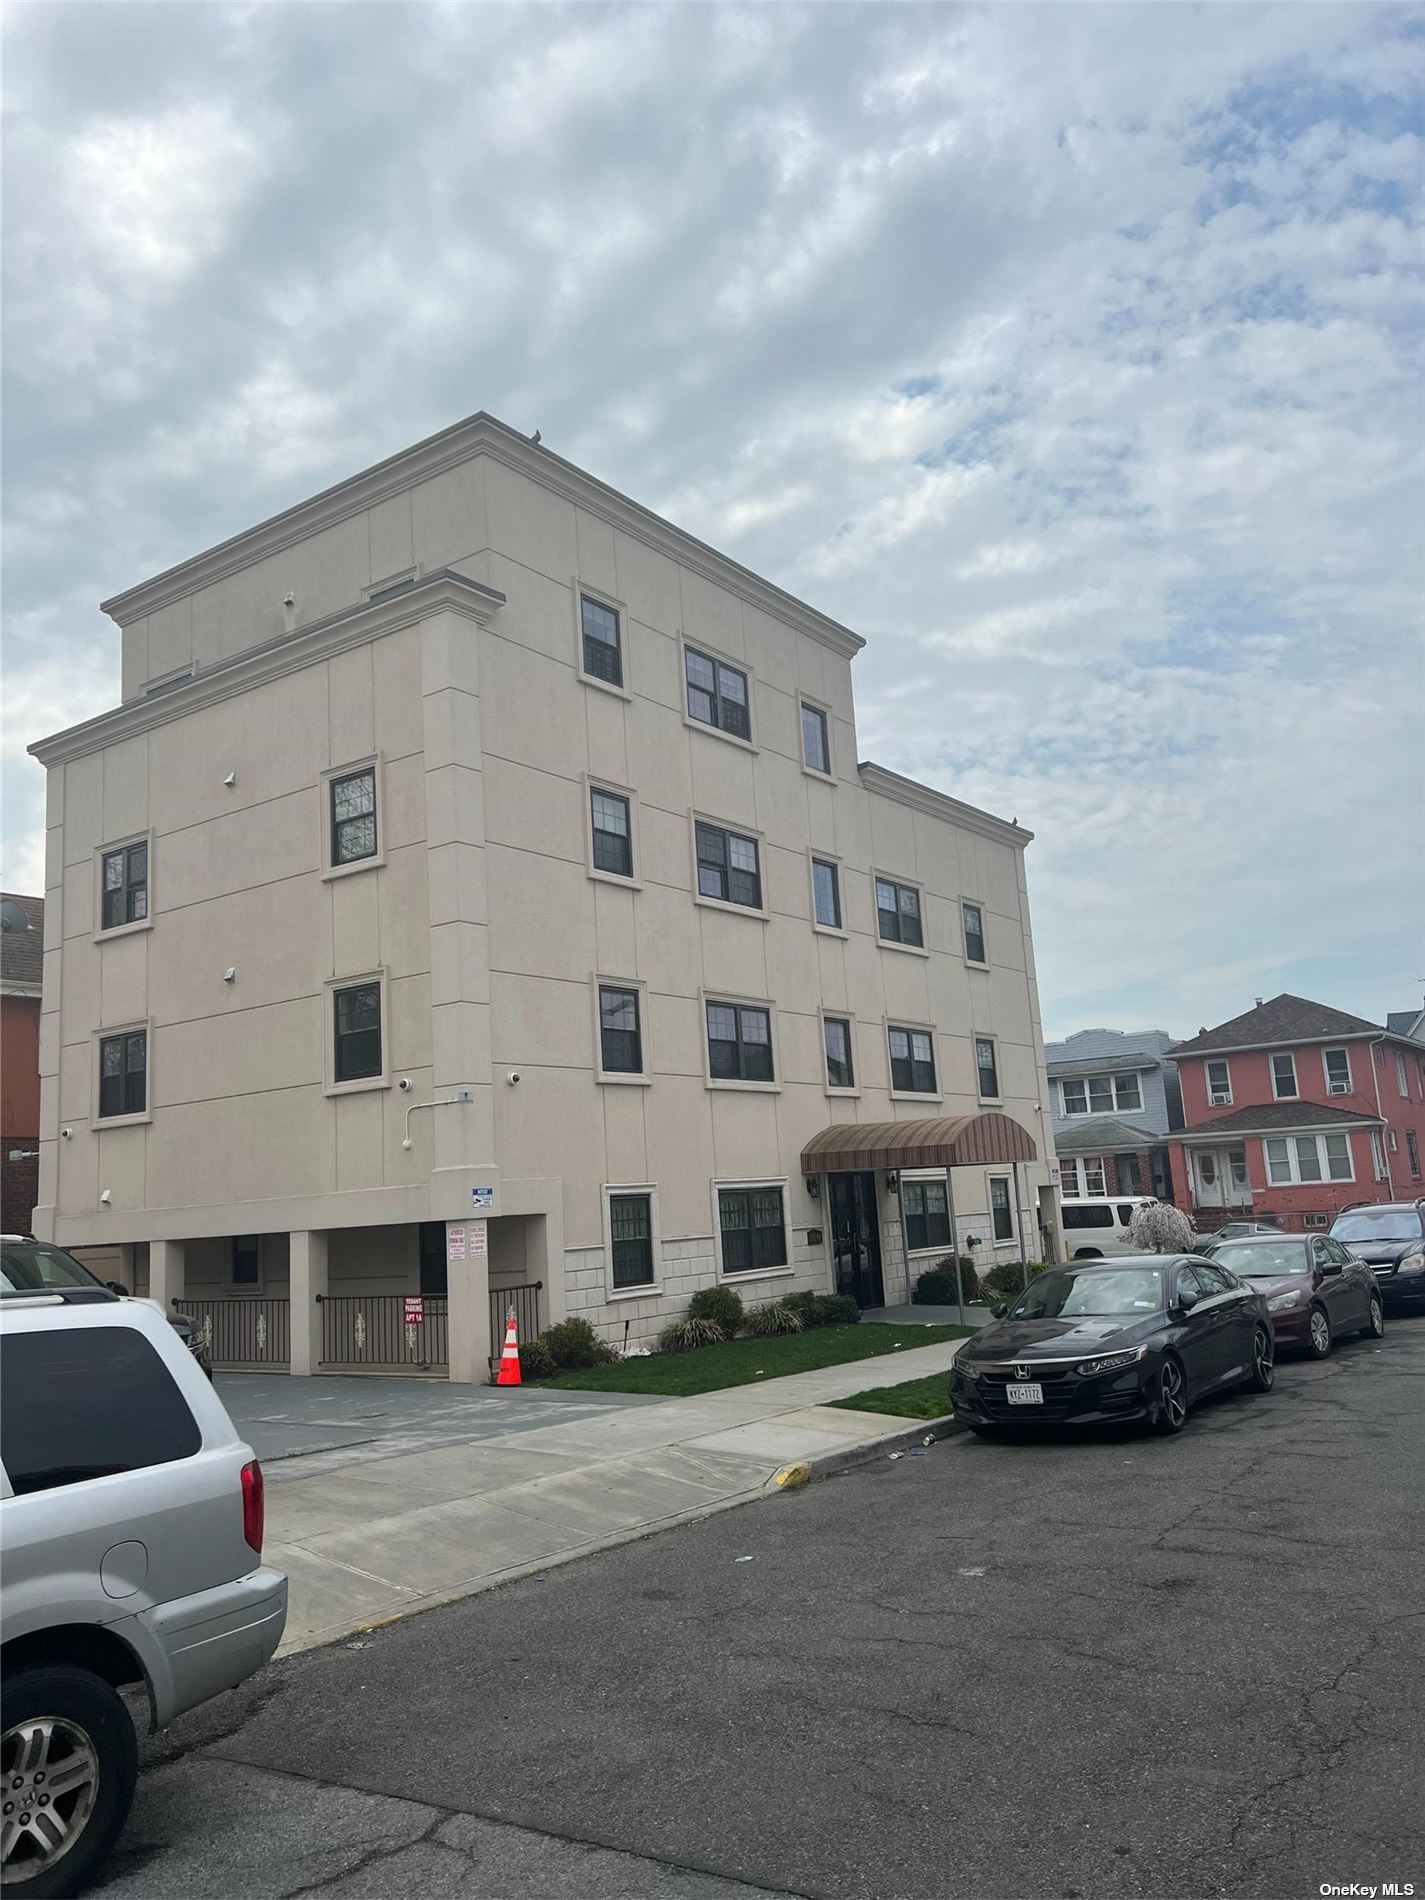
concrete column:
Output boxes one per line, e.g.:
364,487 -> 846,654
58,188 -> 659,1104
149,1237 -> 186,1312
289,1230 -> 328,1377
446,1228 -> 492,1386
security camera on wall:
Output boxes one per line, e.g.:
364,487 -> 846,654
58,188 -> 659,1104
398,1077 -> 414,1092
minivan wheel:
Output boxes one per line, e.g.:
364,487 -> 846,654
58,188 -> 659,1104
1073,1249 -> 1103,1261
0,1666 -> 137,1897
1152,1357 -> 1188,1435
1307,1305 -> 1331,1359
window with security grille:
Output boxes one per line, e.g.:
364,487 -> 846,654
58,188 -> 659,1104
99,1030 -> 147,1118
334,982 -> 382,1084
591,789 -> 633,877
875,877 -> 923,947
610,1193 -> 654,1289
599,986 -> 643,1074
801,703 -> 830,774
889,1026 -> 936,1094
990,1177 -> 1014,1241
685,647 -> 750,739
719,1186 -> 787,1274
707,1002 -> 774,1082
696,822 -> 761,908
812,858 -> 841,930
976,1037 -> 1000,1098
824,1017 -> 854,1090
101,842 -> 148,929
903,1179 -> 950,1252
330,767 -> 378,866
581,595 -> 622,686
962,901 -> 986,963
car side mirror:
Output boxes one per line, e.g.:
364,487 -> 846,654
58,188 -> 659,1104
1321,1260 -> 1342,1276
1176,1292 -> 1199,1314
992,1302 -> 1008,1319
106,1280 -> 131,1296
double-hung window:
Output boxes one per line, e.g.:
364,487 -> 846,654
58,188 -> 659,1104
1263,1133 -> 1353,1185
685,648 -> 750,740
990,1177 -> 1014,1241
823,1016 -> 855,1090
889,1026 -> 936,1095
1408,1131 -> 1421,1179
101,842 -> 148,930
581,595 -> 623,687
232,1237 -> 260,1287
800,703 -> 830,774
1074,1156 -> 1108,1197
1271,1053 -> 1299,1099
976,1037 -> 1001,1099
1113,1073 -> 1142,1112
811,858 -> 842,930
962,902 -> 986,964
333,981 -> 383,1084
875,877 -> 923,948
1207,1060 -> 1233,1106
719,1186 -> 787,1275
707,1002 -> 774,1083
696,822 -> 761,909
598,985 -> 643,1076
1396,1050 -> 1410,1098
591,789 -> 634,878
330,767 -> 378,867
902,1179 -> 950,1252
1323,1048 -> 1352,1095
609,1193 -> 655,1290
98,1030 -> 147,1119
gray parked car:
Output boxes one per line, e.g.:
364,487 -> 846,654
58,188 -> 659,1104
1,1292 -> 287,1895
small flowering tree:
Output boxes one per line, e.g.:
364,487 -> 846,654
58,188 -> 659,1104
1126,1199 -> 1195,1255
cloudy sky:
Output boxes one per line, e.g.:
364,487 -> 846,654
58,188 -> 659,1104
3,2 -> 1421,1039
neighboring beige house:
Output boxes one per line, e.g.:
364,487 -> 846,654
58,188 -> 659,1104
30,412 -> 1060,1380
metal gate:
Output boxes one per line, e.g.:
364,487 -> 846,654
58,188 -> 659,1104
318,1295 -> 449,1369
174,1299 -> 290,1367
488,1281 -> 543,1370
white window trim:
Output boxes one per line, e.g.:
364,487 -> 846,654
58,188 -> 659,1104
886,1018 -> 942,1103
593,975 -> 652,1087
321,754 -> 387,882
807,848 -> 848,939
602,1183 -> 663,1300
690,811 -> 770,922
1321,1047 -> 1353,1095
1261,1131 -> 1355,1186
680,636 -> 758,752
819,1008 -> 861,1099
1371,1129 -> 1389,1181
974,1034 -> 1003,1104
1270,1051 -> 1299,1100
899,1168 -> 954,1256
92,830 -> 155,942
91,1017 -> 154,1128
1396,1049 -> 1410,1098
872,869 -> 930,959
1067,1155 -> 1108,1197
574,580 -> 632,700
711,1175 -> 794,1284
1206,1059 -> 1233,1107
798,694 -> 834,782
324,968 -> 391,1097
1059,1072 -> 1141,1117
702,989 -> 781,1093
584,775 -> 644,890
960,895 -> 989,969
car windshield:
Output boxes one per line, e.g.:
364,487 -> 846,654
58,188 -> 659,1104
1008,1267 -> 1163,1320
1214,1241 -> 1309,1276
0,1241 -> 109,1297
1333,1210 -> 1424,1244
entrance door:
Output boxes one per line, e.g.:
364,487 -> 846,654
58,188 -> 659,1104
827,1172 -> 884,1309
1194,1149 -> 1226,1208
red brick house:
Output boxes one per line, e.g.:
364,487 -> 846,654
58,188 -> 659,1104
1167,994 -> 1425,1234
1,893 -> 44,1235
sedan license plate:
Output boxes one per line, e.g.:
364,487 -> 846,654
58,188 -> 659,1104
1006,1382 -> 1044,1406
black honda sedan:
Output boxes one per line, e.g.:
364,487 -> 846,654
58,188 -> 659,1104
949,1256 -> 1274,1438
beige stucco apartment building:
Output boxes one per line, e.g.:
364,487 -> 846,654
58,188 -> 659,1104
30,412 -> 1060,1381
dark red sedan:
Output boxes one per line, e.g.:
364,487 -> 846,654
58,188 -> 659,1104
1209,1233 -> 1383,1358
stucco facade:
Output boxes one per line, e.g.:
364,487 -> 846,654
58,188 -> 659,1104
31,413 -> 1058,1377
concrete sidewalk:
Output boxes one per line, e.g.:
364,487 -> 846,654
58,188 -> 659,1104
264,1337 -> 966,1654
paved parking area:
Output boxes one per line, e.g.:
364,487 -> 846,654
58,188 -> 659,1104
217,1371 -> 662,1464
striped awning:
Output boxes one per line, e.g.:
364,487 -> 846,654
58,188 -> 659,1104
801,1113 -> 1038,1174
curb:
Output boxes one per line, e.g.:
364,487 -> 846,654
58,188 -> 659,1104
794,1411 -> 968,1484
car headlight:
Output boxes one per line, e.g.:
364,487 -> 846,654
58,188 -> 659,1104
954,1358 -> 980,1381
1267,1290 -> 1305,1312
1397,1253 -> 1425,1275
1076,1346 -> 1147,1377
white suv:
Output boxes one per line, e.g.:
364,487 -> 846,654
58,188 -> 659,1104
1,1290 -> 287,1895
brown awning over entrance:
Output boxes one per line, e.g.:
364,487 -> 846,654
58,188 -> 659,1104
801,1113 -> 1039,1174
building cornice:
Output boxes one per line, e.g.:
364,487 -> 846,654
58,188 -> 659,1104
1175,1119 -> 1382,1142
1169,1031 -> 1386,1060
98,411 -> 866,662
0,980 -> 44,1000
857,761 -> 1033,849
30,570 -> 505,769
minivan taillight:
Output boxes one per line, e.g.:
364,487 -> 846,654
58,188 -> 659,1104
241,1459 -> 264,1556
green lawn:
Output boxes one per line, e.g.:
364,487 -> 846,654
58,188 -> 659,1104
540,1323 -> 975,1397
827,1372 -> 955,1421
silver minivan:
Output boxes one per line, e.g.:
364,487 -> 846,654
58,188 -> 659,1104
1,1281 -> 287,1895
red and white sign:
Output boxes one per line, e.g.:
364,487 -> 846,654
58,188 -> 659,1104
403,1296 -> 425,1324
446,1222 -> 467,1261
470,1220 -> 488,1259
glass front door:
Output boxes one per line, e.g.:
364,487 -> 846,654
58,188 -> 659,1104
827,1171 -> 884,1309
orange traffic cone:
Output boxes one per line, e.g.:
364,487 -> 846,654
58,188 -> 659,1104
496,1308 -> 522,1386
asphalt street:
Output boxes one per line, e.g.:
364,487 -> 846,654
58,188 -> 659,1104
97,1317 -> 1425,1900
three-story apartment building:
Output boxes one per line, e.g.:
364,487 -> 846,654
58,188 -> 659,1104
1167,994 -> 1425,1232
30,412 -> 1059,1379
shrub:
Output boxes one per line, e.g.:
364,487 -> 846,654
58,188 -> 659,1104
782,1290 -> 817,1321
807,1293 -> 861,1328
517,1336 -> 558,1381
913,1258 -> 978,1305
1126,1200 -> 1195,1255
541,1316 -> 618,1369
982,1260 -> 1051,1303
741,1300 -> 805,1337
687,1286 -> 745,1339
658,1315 -> 725,1353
